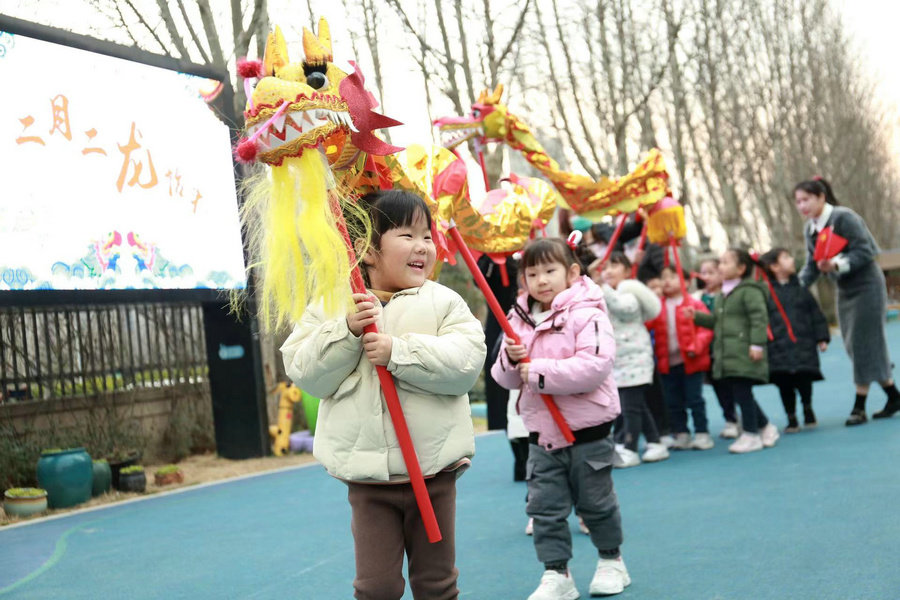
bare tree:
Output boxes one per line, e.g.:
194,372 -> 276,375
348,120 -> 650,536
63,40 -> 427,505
380,0 -> 532,186
86,0 -> 270,120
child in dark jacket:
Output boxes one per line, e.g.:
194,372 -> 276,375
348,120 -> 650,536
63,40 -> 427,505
646,266 -> 715,450
759,248 -> 830,432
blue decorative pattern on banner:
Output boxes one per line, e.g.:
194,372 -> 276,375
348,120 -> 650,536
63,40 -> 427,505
0,31 -> 15,58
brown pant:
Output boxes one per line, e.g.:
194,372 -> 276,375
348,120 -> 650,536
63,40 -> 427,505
347,470 -> 459,600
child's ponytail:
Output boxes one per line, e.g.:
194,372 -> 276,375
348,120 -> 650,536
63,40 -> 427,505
520,235 -> 584,275
757,248 -> 787,279
793,177 -> 839,206
728,248 -> 764,280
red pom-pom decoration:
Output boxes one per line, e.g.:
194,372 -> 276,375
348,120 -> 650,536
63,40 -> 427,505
237,58 -> 263,79
234,138 -> 258,163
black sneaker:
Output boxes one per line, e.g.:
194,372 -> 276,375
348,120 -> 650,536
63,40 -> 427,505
873,398 -> 900,419
803,407 -> 818,428
785,416 -> 800,433
845,409 -> 867,426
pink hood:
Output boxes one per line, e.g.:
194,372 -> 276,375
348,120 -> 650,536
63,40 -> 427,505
491,276 -> 620,450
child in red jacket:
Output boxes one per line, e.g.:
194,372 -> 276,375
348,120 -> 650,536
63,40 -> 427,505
646,267 -> 715,450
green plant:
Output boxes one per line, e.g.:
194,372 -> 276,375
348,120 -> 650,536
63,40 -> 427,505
155,464 -> 181,476
5,487 -> 47,498
160,386 -> 215,462
93,458 -> 108,464
120,465 -> 144,474
40,448 -> 64,454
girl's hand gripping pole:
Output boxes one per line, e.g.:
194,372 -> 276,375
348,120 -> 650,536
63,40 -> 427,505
331,198 -> 442,543
446,220 -> 575,444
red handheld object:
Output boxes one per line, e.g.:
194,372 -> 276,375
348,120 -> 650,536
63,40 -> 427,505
631,223 -> 648,279
668,237 -> 690,300
597,214 -> 628,270
330,197 -> 442,543
757,271 -> 797,344
447,223 -> 575,444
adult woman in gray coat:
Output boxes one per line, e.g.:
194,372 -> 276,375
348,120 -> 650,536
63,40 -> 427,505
794,178 -> 900,425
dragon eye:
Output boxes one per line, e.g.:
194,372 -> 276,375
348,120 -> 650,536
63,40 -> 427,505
307,71 -> 328,90
472,109 -> 481,118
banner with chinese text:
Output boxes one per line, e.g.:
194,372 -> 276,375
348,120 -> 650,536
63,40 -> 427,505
0,29 -> 247,291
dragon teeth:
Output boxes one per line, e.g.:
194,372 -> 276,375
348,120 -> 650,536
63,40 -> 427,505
271,112 -> 287,133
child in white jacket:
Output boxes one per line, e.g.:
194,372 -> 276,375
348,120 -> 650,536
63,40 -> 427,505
281,190 -> 486,600
600,252 -> 668,467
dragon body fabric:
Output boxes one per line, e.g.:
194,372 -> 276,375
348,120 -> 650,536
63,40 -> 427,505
436,85 -> 669,219
239,22 -> 557,328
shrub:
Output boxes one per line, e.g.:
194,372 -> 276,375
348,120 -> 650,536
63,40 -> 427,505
0,392 -> 147,490
155,464 -> 181,476
4,487 -> 47,498
120,465 -> 144,474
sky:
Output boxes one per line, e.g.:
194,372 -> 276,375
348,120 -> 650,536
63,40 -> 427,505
836,0 -> 900,151
836,0 -> 900,108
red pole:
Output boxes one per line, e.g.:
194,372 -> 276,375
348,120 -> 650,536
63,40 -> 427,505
669,237 -> 690,301
475,149 -> 491,193
757,270 -> 798,343
597,214 -> 629,269
447,222 -> 575,444
330,197 -> 442,543
631,223 -> 648,279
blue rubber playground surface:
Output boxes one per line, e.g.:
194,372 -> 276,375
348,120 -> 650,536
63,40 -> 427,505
2,323 -> 899,599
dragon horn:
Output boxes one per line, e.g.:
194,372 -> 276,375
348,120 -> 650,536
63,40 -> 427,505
303,18 -> 333,63
488,84 -> 504,104
263,26 -> 289,76
476,84 -> 504,105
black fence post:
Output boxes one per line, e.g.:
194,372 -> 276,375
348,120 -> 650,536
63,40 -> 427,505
201,301 -> 268,459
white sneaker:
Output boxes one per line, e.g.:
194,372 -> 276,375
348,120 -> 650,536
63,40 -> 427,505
760,423 -> 780,448
691,432 -> 714,450
728,433 -> 763,454
589,557 -> 631,596
526,517 -> 534,535
670,432 -> 692,450
614,447 -> 641,468
720,422 -> 740,439
528,569 -> 580,600
660,434 -> 676,449
641,442 -> 670,462
577,515 -> 590,535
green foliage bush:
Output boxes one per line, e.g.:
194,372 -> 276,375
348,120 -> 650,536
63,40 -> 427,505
4,487 -> 46,498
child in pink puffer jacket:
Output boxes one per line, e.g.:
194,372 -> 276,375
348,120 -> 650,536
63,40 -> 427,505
492,236 -> 630,599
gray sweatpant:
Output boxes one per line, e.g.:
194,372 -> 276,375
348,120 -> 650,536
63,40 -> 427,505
526,437 -> 624,564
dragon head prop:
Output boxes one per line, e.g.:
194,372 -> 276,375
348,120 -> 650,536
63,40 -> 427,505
434,84 -> 508,149
436,83 -> 668,218
236,19 -> 402,166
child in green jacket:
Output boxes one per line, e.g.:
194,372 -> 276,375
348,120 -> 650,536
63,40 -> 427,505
684,249 -> 780,454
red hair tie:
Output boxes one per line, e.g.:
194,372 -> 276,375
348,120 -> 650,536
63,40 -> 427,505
567,230 -> 582,250
812,175 -> 823,181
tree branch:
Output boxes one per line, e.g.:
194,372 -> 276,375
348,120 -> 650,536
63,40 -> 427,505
176,0 -> 211,64
123,0 -> 176,56
196,0 -> 226,67
234,0 -> 267,58
494,0 -> 531,71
